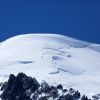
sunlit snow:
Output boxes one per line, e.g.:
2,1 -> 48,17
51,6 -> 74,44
0,33 -> 100,98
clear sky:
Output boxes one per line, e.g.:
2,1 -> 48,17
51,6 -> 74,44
0,0 -> 100,43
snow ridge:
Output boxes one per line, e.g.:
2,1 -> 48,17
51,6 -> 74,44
0,33 -> 99,98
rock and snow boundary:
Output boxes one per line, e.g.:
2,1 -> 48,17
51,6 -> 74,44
0,34 -> 100,99
0,72 -> 92,100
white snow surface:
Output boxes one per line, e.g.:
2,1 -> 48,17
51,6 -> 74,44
0,33 -> 100,98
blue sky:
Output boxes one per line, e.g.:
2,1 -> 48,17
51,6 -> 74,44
0,0 -> 100,43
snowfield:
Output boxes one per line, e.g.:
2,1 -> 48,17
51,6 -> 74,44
0,33 -> 100,98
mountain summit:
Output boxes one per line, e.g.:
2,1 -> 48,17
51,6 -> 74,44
0,34 -> 100,97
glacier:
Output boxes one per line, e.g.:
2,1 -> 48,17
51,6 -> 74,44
0,33 -> 100,98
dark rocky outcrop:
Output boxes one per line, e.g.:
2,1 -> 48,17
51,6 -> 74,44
0,72 -> 90,100
81,95 -> 89,100
0,73 -> 40,100
57,84 -> 63,90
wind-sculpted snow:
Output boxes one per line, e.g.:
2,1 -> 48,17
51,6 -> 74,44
0,34 -> 100,98
16,61 -> 33,64
89,44 -> 100,52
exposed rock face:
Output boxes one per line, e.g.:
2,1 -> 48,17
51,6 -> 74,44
0,73 -> 40,100
0,73 -> 90,100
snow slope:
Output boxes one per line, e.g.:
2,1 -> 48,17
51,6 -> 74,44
0,33 -> 100,98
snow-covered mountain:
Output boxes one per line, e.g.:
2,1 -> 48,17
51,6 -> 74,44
0,33 -> 100,98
